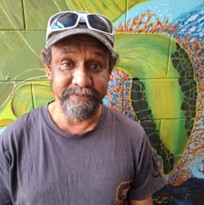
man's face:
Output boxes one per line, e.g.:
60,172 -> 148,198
46,35 -> 111,121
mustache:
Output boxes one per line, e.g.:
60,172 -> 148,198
62,87 -> 100,99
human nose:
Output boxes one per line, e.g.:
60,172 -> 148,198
72,66 -> 92,87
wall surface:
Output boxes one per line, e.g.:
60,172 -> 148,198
0,0 -> 203,204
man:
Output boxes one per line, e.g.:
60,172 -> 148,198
0,11 -> 164,205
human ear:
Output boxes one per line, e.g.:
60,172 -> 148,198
40,50 -> 52,80
45,64 -> 52,80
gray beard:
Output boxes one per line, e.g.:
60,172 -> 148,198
61,87 -> 101,121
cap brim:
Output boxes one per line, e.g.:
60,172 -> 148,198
45,28 -> 115,56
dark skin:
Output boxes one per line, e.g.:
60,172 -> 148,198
41,35 -> 153,204
41,35 -> 111,134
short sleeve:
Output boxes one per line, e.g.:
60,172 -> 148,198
127,133 -> 165,200
0,133 -> 13,204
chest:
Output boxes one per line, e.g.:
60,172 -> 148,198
12,134 -> 135,205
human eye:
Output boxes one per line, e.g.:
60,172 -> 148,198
60,60 -> 74,71
89,62 -> 103,72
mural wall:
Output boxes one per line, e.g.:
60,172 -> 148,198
0,0 -> 203,204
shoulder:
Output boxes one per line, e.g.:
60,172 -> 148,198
0,105 -> 46,151
3,105 -> 45,132
103,105 -> 153,163
105,105 -> 144,130
104,105 -> 147,140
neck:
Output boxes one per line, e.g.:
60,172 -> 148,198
48,101 -> 102,135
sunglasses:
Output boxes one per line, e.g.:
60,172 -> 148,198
46,11 -> 114,42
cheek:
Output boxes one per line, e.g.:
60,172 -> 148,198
93,72 -> 110,96
51,71 -> 72,92
98,70 -> 111,81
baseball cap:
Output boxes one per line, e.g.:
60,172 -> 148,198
45,11 -> 115,56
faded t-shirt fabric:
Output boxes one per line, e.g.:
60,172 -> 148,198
0,104 -> 164,205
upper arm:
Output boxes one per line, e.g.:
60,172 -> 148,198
127,132 -> 164,202
0,137 -> 12,204
129,196 -> 153,205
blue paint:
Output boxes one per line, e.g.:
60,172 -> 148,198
173,2 -> 204,40
191,158 -> 204,179
114,0 -> 204,27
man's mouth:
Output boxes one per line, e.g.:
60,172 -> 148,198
69,93 -> 91,101
62,87 -> 99,102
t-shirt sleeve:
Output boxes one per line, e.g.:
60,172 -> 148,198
127,131 -> 165,200
0,132 -> 13,204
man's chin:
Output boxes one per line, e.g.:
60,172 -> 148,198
61,98 -> 101,121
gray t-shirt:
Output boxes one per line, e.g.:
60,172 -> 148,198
0,104 -> 164,205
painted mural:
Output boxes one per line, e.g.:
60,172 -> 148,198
0,0 -> 203,204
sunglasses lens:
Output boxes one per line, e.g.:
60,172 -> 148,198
88,15 -> 113,33
50,13 -> 78,29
